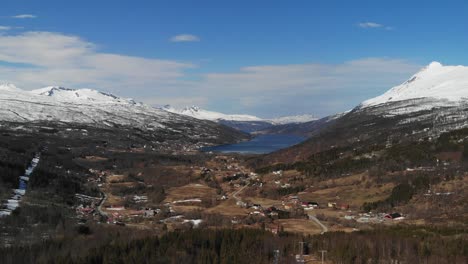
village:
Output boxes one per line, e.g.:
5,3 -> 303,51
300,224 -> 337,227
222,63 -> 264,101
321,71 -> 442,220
70,152 -> 412,236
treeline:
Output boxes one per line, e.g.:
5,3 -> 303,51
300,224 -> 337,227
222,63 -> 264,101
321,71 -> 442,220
362,172 -> 447,211
276,185 -> 305,196
254,126 -> 468,180
0,160 -> 26,189
0,229 -> 298,264
307,226 -> 468,264
0,205 -> 67,231
1,226 -> 466,264
0,138 -> 36,198
29,165 -> 84,205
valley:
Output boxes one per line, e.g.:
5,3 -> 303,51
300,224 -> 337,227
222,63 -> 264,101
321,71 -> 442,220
1,63 -> 468,263
1,115 -> 467,263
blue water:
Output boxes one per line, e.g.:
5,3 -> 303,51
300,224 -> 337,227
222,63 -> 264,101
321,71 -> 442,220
202,134 -> 306,154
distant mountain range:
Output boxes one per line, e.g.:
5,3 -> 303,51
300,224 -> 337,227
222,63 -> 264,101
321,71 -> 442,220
0,84 -> 247,148
161,105 -> 318,133
3,60 -> 466,153
162,105 -> 263,122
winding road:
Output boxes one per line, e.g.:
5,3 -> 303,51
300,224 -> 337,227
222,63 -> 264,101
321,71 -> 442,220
97,192 -> 108,218
232,184 -> 248,202
308,214 -> 328,234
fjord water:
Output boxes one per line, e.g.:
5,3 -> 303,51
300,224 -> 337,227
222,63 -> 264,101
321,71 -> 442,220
202,134 -> 306,154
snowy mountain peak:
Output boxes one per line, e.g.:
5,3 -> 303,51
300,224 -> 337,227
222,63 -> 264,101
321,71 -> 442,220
0,84 -> 247,146
426,61 -> 443,69
163,105 -> 262,122
421,61 -> 444,71
361,61 -> 468,108
183,105 -> 201,113
30,86 -> 136,105
162,105 -> 318,125
32,86 -> 75,96
268,114 -> 318,125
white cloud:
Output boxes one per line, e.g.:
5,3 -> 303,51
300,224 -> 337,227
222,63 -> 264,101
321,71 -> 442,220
12,14 -> 37,19
141,96 -> 209,108
188,58 -> 421,116
0,31 -> 193,92
358,22 -> 383,28
0,31 -> 420,117
170,34 -> 200,42
89,58 -> 417,117
0,26 -> 12,31
358,22 -> 394,30
198,58 -> 419,94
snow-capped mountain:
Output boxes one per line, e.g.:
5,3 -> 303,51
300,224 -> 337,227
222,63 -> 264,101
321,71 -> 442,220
264,61 -> 468,163
361,62 -> 468,110
162,105 -> 262,122
268,114 -> 318,125
30,86 -> 137,104
162,105 -> 318,133
0,84 -> 158,126
162,105 -> 317,124
0,84 -> 247,146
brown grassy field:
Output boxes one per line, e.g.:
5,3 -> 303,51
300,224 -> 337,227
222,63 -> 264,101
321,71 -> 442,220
164,183 -> 217,203
276,219 -> 322,235
205,200 -> 249,216
245,197 -> 282,207
298,173 -> 395,208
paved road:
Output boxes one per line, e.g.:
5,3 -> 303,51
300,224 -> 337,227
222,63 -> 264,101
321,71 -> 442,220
97,192 -> 108,218
232,184 -> 248,202
308,214 -> 328,234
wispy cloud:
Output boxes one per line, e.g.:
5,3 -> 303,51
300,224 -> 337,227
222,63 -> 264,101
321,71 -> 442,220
136,58 -> 420,115
358,22 -> 383,28
0,31 -> 193,92
0,26 -> 12,31
170,34 -> 200,42
358,22 -> 393,30
12,14 -> 37,19
0,31 -> 419,116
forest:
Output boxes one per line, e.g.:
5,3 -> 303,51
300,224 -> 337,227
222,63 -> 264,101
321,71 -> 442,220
0,226 -> 466,264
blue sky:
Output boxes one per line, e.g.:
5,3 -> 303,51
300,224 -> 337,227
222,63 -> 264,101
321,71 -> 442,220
0,0 -> 467,117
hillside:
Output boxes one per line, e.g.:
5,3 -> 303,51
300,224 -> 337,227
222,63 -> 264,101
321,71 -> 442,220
162,105 -> 318,133
362,62 -> 468,108
261,62 -> 468,164
0,85 -> 248,148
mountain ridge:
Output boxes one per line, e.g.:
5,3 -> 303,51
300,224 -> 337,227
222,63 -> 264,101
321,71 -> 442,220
260,61 -> 468,164
0,84 -> 248,148
361,61 -> 468,109
162,105 -> 318,125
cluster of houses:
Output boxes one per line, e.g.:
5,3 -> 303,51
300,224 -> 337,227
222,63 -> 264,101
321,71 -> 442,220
0,152 -> 42,217
345,212 -> 405,223
283,196 -> 320,211
87,168 -> 108,187
75,193 -> 103,220
133,195 -> 148,203
234,200 -> 291,219
105,206 -> 162,225
160,215 -> 203,230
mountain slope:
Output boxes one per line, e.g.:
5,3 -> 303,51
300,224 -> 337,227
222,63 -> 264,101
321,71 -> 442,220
255,112 -> 346,137
0,85 -> 247,148
162,105 -> 262,122
268,114 -> 318,125
361,61 -> 468,109
162,105 -> 318,133
261,62 -> 468,164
